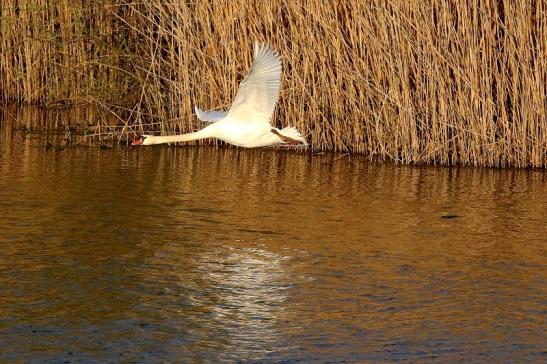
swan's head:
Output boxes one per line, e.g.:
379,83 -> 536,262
131,135 -> 154,145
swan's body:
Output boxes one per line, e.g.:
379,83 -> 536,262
132,43 -> 307,147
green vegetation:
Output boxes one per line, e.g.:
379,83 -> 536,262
1,1 -> 545,167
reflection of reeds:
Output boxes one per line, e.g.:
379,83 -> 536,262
1,1 -> 545,167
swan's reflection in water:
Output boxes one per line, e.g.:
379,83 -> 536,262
134,239 -> 291,361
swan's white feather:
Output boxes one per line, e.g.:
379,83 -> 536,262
194,105 -> 228,122
226,42 -> 282,124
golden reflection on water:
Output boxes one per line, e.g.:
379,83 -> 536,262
1,111 -> 546,362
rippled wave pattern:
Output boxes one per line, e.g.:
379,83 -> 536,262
1,117 -> 546,362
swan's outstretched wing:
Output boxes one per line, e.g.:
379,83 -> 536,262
194,105 -> 227,122
226,42 -> 282,124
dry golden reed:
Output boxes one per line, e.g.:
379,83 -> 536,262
1,1 -> 546,168
0,0 -> 139,105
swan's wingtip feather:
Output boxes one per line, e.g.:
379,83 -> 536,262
252,41 -> 281,61
253,41 -> 262,58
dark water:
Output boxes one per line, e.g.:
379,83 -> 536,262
1,113 -> 546,362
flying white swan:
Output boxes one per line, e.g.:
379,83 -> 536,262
132,42 -> 307,147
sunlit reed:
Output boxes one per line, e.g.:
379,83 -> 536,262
1,1 -> 545,167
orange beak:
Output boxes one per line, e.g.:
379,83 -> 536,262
131,136 -> 143,145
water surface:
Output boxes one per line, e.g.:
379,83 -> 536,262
1,111 -> 546,362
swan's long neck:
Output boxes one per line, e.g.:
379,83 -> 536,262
150,127 -> 213,145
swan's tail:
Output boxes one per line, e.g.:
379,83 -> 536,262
278,126 -> 308,146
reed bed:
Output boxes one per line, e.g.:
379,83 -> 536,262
0,0 -> 140,105
1,1 -> 546,168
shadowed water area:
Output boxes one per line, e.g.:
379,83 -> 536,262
0,109 -> 546,362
